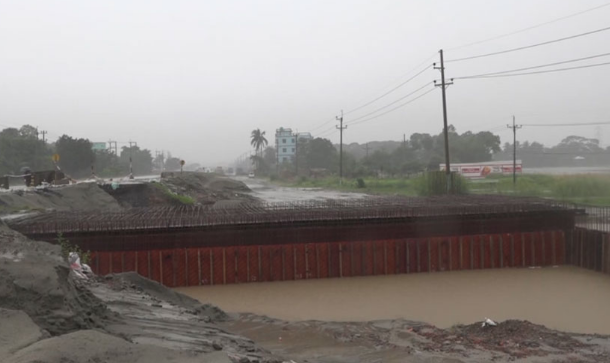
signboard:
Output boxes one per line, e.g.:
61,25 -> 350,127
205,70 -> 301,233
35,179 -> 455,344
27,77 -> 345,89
52,154 -> 60,163
91,142 -> 107,151
180,160 -> 185,166
440,160 -> 522,179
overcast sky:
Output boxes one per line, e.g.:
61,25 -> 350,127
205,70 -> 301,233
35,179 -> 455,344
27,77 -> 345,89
1,0 -> 609,166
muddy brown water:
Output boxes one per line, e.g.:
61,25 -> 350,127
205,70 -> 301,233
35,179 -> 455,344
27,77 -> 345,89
177,266 -> 610,335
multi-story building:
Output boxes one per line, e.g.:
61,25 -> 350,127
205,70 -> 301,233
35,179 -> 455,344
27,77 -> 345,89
275,128 -> 313,163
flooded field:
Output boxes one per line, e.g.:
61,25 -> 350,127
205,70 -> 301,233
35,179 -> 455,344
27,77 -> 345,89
239,177 -> 368,203
177,266 -> 610,335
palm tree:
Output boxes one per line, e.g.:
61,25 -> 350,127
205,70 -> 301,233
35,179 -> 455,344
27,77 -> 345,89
250,129 -> 268,170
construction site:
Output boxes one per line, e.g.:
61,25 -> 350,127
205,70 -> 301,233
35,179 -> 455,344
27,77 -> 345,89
2,174 -> 610,362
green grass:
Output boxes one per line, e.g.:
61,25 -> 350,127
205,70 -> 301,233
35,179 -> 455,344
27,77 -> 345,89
276,174 -> 610,206
151,182 -> 195,205
474,174 -> 610,206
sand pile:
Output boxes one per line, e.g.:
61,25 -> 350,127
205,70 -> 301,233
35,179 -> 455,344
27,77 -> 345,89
0,182 -> 121,215
0,225 -> 110,335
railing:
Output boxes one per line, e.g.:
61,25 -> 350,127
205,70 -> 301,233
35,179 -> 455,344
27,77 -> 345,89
573,205 -> 610,233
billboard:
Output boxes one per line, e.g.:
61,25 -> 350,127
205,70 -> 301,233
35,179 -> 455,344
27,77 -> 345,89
440,160 -> 522,179
91,142 -> 107,151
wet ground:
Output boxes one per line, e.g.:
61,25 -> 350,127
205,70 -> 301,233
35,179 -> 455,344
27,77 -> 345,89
238,177 -> 368,203
177,266 -> 610,336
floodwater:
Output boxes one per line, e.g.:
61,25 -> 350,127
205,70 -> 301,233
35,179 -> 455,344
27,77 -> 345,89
177,266 -> 610,335
239,177 -> 368,203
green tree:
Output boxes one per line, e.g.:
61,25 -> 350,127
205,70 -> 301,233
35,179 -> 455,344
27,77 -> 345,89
165,157 -> 182,171
119,146 -> 153,175
301,138 -> 337,171
250,129 -> 268,157
94,149 -> 120,177
0,126 -> 52,175
55,135 -> 95,176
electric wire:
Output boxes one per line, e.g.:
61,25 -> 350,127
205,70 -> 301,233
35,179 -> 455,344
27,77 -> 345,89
457,61 -> 610,79
347,83 -> 433,123
447,2 -> 610,51
446,25 -> 610,63
453,52 -> 610,79
348,87 -> 437,127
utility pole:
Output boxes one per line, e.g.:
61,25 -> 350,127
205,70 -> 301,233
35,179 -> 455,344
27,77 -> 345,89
294,132 -> 299,176
507,116 -> 522,187
434,49 -> 453,193
40,130 -> 47,143
336,110 -> 347,185
128,141 -> 137,179
108,140 -> 118,155
403,134 -> 406,149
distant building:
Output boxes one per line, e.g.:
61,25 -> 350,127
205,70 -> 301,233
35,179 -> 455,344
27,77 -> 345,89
91,142 -> 107,151
275,128 -> 313,163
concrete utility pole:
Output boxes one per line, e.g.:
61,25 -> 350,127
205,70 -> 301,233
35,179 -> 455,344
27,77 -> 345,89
128,141 -> 137,179
507,116 -> 522,187
294,132 -> 299,176
40,130 -> 47,143
403,134 -> 406,149
336,110 -> 347,185
434,49 -> 454,193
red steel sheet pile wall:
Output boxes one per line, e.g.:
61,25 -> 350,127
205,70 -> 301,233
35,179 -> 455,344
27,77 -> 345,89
91,230 -> 565,288
567,228 -> 610,274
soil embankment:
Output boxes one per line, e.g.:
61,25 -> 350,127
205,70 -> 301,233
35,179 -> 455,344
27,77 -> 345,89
0,221 -> 282,363
0,182 -> 121,215
92,173 -> 255,208
0,173 -> 255,215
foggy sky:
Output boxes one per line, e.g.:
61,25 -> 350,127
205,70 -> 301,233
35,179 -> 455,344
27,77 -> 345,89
1,0 -> 609,166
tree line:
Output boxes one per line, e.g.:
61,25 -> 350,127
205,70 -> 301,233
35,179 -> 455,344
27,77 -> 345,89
250,126 -> 610,178
0,125 -> 184,178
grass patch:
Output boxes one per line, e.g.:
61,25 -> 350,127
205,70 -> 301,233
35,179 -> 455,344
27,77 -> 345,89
152,182 -> 195,205
472,174 -> 610,206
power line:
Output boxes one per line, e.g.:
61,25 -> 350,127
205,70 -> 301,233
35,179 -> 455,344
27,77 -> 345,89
446,25 -> 610,63
522,121 -> 610,127
454,52 -> 610,79
347,83 -> 432,123
447,2 -> 610,51
458,61 -> 610,79
343,63 -> 432,116
302,53 -> 437,135
348,87 -> 437,127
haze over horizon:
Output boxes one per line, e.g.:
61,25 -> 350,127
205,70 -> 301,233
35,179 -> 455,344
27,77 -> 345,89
1,0 -> 609,166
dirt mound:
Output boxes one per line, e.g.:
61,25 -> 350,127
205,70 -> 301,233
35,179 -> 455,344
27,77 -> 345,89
0,308 -> 48,360
0,182 -> 121,215
413,319 -> 590,359
104,272 -> 227,322
4,329 -> 212,363
0,227 -> 110,336
162,173 -> 254,206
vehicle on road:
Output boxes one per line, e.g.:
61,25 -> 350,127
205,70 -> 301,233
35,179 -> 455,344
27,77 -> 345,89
248,172 -> 255,179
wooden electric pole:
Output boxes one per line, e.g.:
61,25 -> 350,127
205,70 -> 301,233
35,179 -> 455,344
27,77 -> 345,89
336,110 -> 347,185
507,116 -> 522,187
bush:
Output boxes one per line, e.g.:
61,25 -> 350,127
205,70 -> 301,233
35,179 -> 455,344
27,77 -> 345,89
356,178 -> 366,188
56,232 -> 91,265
